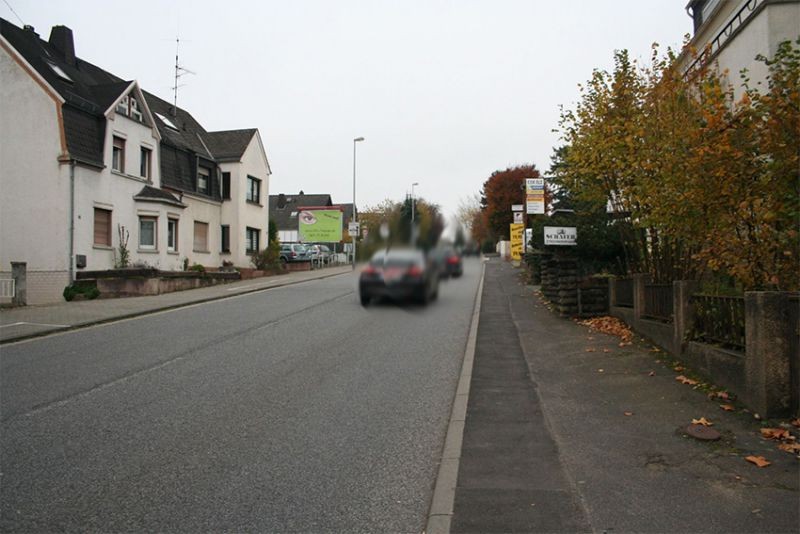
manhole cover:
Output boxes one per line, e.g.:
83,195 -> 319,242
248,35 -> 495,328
686,424 -> 721,441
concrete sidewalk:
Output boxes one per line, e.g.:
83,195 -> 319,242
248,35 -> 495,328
451,259 -> 799,533
0,265 -> 353,343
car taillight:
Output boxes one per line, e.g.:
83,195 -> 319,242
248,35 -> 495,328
447,256 -> 459,264
407,265 -> 423,277
363,265 -> 379,275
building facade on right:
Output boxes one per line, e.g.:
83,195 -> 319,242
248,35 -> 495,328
679,0 -> 800,99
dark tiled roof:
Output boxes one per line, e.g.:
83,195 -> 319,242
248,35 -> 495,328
205,129 -> 257,162
268,193 -> 333,230
142,90 -> 213,157
133,185 -> 186,208
62,105 -> 105,167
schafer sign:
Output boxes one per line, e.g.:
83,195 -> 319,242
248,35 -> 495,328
544,226 -> 577,246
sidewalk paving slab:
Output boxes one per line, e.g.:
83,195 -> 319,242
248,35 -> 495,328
0,266 -> 352,343
452,259 -> 798,533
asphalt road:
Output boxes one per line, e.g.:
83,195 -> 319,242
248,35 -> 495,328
0,258 -> 482,532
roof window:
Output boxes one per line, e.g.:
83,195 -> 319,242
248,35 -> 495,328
46,61 -> 72,82
155,112 -> 179,130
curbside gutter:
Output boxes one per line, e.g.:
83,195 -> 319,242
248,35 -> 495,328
425,260 -> 486,534
0,269 -> 351,345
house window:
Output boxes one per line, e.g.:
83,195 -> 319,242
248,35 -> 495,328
197,167 -> 210,194
140,147 -> 152,179
93,208 -> 112,246
221,225 -> 230,253
167,219 -> 178,252
222,172 -> 231,200
139,216 -> 157,250
246,227 -> 260,254
112,136 -> 125,172
193,221 -> 209,252
246,176 -> 261,204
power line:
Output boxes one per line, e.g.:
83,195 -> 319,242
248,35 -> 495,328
2,0 -> 25,25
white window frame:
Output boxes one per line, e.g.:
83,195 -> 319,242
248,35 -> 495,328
139,216 -> 157,250
197,167 -> 210,194
167,218 -> 178,252
140,146 -> 152,179
112,136 -> 125,172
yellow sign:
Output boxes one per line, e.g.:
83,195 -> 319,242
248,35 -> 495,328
510,223 -> 524,260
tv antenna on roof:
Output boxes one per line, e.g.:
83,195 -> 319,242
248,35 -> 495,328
171,36 -> 195,116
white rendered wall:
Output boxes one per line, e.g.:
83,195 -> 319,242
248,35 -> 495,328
0,44 -> 70,303
233,134 -> 270,266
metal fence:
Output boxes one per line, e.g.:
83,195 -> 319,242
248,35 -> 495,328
614,277 -> 634,308
643,284 -> 674,323
690,294 -> 745,350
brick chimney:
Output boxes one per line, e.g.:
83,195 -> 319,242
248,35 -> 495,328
48,25 -> 75,66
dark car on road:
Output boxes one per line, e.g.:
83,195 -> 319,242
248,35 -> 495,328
430,246 -> 463,278
359,249 -> 439,306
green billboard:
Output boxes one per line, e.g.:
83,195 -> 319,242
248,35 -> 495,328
298,207 -> 343,242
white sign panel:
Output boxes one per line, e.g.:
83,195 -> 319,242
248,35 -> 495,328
511,204 -> 524,212
348,222 -> 360,237
544,226 -> 577,246
525,178 -> 545,214
513,211 -> 523,224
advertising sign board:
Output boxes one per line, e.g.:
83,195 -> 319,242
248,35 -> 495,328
510,223 -> 524,260
298,207 -> 344,242
525,178 -> 545,214
544,226 -> 577,246
513,211 -> 523,224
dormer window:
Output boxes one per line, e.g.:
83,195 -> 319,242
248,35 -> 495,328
115,94 -> 144,123
197,167 -> 210,194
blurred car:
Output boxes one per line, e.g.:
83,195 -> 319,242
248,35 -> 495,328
443,248 -> 463,278
279,243 -> 309,263
359,249 -> 439,306
305,244 -> 332,264
429,246 -> 462,279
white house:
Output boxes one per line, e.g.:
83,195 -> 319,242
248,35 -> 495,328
0,19 -> 271,304
679,0 -> 800,98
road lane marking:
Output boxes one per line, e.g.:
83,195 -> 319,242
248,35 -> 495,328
0,321 -> 70,329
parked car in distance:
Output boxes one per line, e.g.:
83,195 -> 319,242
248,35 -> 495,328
305,244 -> 332,264
279,243 -> 309,263
359,248 -> 439,306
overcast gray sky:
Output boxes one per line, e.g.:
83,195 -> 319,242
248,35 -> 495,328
3,1 -> 692,221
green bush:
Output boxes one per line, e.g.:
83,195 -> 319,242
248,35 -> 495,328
63,284 -> 100,301
189,263 -> 206,273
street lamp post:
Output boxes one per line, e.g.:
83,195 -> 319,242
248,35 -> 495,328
352,137 -> 364,269
411,182 -> 419,245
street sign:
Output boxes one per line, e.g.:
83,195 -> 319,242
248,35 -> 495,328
511,204 -> 524,212
348,222 -> 360,237
526,178 -> 545,214
513,211 -> 523,224
544,226 -> 577,246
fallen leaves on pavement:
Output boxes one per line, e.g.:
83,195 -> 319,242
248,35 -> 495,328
673,365 -> 685,372
760,428 -> 791,441
648,371 -> 656,377
791,418 -> 800,428
676,375 -> 699,386
585,347 -> 596,352
624,411 -> 633,416
745,455 -> 771,468
579,316 -> 633,343
692,417 -> 713,426
778,443 -> 800,454
719,404 -> 735,411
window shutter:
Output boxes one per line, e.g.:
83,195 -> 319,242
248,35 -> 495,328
94,208 -> 111,246
194,222 -> 208,251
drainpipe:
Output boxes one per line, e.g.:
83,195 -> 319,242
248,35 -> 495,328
68,159 -> 75,284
